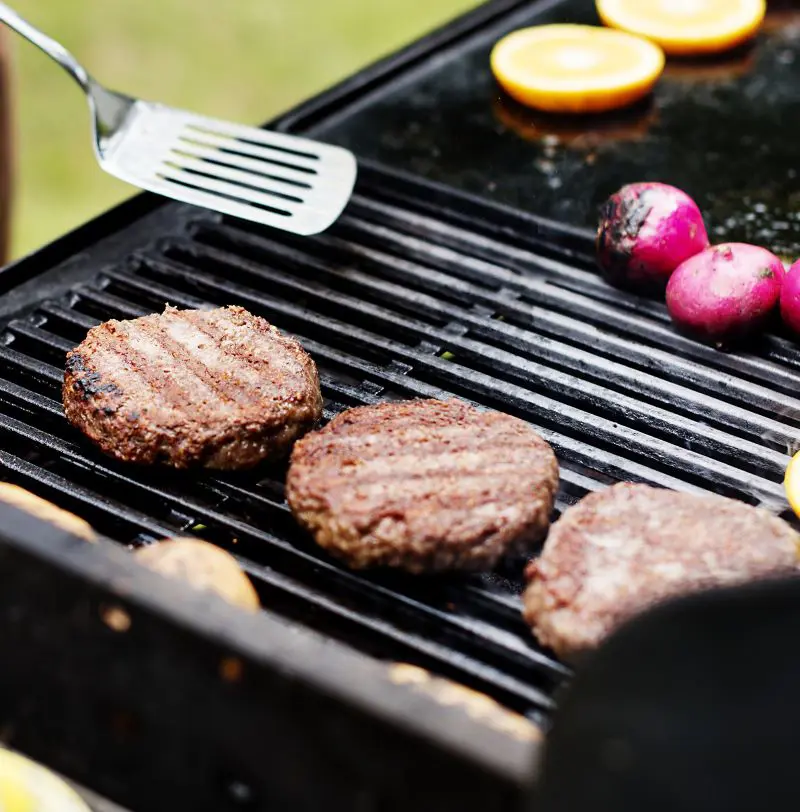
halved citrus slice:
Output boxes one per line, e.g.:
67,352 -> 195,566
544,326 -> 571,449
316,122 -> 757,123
785,450 -> 800,518
596,0 -> 766,55
0,749 -> 91,812
490,24 -> 665,114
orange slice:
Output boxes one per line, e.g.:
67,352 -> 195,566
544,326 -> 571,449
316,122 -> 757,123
785,450 -> 800,519
490,24 -> 665,114
0,749 -> 91,812
596,0 -> 766,55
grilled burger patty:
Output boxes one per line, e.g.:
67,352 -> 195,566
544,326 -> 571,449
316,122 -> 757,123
523,483 -> 800,661
63,305 -> 323,469
286,398 -> 559,572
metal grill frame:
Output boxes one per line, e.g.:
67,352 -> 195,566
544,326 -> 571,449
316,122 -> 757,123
2,162 -> 800,810
0,505 -> 535,812
1,155 -> 797,809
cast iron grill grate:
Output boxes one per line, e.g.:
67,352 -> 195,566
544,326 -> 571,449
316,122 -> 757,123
0,168 -> 797,722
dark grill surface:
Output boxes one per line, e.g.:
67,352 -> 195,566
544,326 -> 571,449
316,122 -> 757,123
0,169 -> 797,722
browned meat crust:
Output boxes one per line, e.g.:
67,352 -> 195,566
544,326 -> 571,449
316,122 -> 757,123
523,482 -> 800,661
286,398 -> 559,573
63,305 -> 322,469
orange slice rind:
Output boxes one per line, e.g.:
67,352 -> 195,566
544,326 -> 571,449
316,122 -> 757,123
785,450 -> 800,519
596,0 -> 766,55
490,24 -> 665,114
0,749 -> 91,812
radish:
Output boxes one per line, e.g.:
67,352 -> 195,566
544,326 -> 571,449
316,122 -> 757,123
666,243 -> 785,342
780,259 -> 800,336
596,182 -> 709,289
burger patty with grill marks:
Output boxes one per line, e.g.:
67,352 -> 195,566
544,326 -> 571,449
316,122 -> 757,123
63,305 -> 323,469
285,398 -> 559,572
523,483 -> 800,662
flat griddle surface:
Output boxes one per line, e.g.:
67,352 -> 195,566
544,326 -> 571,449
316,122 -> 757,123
282,0 -> 800,257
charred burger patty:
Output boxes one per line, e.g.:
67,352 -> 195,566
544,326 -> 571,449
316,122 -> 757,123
63,305 -> 322,469
286,398 -> 559,573
523,482 -> 800,661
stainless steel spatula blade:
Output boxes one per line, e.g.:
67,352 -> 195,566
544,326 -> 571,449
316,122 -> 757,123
102,101 -> 357,236
0,2 -> 357,236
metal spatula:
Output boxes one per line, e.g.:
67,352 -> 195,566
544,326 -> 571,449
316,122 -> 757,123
0,2 -> 357,236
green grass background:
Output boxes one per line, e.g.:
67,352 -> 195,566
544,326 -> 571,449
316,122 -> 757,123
9,0 -> 478,258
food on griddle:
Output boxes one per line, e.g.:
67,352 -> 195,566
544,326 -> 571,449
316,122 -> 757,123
596,182 -> 709,289
780,259 -> 800,336
389,663 -> 541,742
666,243 -> 784,343
596,0 -> 766,55
596,185 -> 788,349
523,483 -> 800,662
0,482 -> 96,541
490,24 -> 664,114
63,305 -> 323,470
286,398 -> 559,573
134,538 -> 259,611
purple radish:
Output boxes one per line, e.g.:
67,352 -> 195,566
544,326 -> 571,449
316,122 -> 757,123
596,182 -> 709,289
666,243 -> 785,342
780,259 -> 800,336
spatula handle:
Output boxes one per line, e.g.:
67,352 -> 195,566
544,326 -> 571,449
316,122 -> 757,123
0,1 -> 90,91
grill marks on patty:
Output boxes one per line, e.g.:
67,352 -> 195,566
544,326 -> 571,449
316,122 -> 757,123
309,432 -> 546,516
286,399 -> 560,572
78,308 -> 301,415
63,305 -> 323,469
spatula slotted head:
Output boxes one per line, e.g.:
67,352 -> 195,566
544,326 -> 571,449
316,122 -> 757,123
100,102 -> 357,235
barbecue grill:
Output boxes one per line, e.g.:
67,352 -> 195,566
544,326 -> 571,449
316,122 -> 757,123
2,0 -> 800,809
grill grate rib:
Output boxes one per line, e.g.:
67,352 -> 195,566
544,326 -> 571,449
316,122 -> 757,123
0,170 -> 797,720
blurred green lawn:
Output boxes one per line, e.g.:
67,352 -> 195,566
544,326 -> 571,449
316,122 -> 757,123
10,0 -> 479,258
